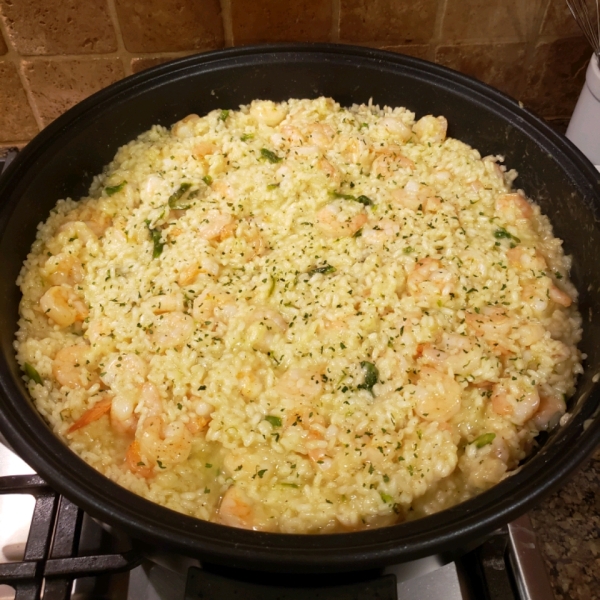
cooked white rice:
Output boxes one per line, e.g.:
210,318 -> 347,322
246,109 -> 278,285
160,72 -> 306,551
15,97 -> 583,533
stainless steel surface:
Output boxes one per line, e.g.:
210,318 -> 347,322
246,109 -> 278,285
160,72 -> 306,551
394,561 -> 464,600
508,514 -> 555,600
566,0 -> 600,61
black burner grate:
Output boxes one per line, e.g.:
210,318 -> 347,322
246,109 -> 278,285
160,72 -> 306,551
0,474 -> 141,600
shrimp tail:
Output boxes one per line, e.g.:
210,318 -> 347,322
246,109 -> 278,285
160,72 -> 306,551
68,397 -> 112,433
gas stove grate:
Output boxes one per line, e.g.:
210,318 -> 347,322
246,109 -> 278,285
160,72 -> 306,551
0,474 -> 141,600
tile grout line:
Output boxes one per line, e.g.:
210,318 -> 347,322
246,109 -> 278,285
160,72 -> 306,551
429,0 -> 448,63
331,0 -> 341,43
105,0 -> 133,76
514,0 -> 551,104
220,0 -> 234,47
0,10 -> 44,132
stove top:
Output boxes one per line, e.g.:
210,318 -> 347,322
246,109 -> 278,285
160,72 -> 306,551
0,150 -> 556,599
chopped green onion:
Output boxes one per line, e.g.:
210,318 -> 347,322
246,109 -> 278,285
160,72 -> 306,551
257,469 -> 267,478
380,492 -> 393,504
357,361 -> 379,394
241,133 -> 254,141
308,263 -> 336,277
260,148 -> 283,163
104,181 -> 126,196
494,227 -> 520,243
147,226 -> 164,258
24,362 -> 42,385
265,415 -> 282,427
331,191 -> 374,206
280,482 -> 299,488
168,182 -> 193,210
473,432 -> 496,448
267,183 -> 280,190
202,175 -> 213,185
219,109 -> 230,121
157,460 -> 166,469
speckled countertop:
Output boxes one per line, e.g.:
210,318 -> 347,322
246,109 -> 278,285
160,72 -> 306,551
529,446 -> 600,600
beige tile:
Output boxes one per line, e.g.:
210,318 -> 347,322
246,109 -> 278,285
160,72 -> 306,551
0,61 -> 38,142
441,0 -> 545,42
435,42 -> 528,98
340,0 -> 439,44
115,0 -> 223,53
379,45 -> 432,61
231,0 -> 332,44
0,28 -> 7,55
521,37 -> 590,117
0,0 -> 117,55
23,58 -> 125,127
540,0 -> 583,37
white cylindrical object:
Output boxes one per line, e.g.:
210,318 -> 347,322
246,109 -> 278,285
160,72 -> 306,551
566,53 -> 600,169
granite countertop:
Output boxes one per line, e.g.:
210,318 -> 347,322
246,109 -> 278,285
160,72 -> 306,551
529,445 -> 600,600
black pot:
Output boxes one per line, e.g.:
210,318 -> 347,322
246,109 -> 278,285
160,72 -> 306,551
0,44 -> 599,573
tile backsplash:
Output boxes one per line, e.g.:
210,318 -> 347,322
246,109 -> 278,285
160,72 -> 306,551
0,0 -> 590,151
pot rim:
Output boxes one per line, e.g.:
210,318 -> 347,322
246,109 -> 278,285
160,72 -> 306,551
1,43 -> 599,572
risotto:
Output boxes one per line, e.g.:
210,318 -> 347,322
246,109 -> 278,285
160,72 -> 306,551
15,97 -> 583,533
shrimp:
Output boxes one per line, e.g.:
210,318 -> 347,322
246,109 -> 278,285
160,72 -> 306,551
414,366 -> 462,422
250,100 -> 288,127
245,308 -> 288,353
339,136 -> 370,166
53,345 -> 97,389
66,205 -> 112,238
412,115 -> 448,143
68,395 -> 112,434
39,285 -> 88,328
275,368 -> 323,401
193,141 -> 217,160
371,144 -> 415,179
220,219 -> 266,265
495,192 -> 534,223
237,369 -> 264,401
192,289 -> 237,324
532,392 -> 566,430
125,440 -> 154,478
506,246 -> 547,272
42,253 -> 85,286
178,256 -> 220,286
407,258 -> 455,298
197,209 -> 236,241
361,219 -> 400,246
490,382 -> 540,425
85,318 -> 112,345
419,334 -> 480,375
465,307 -> 516,355
114,381 -> 160,436
316,202 -> 367,237
549,284 -> 572,308
143,293 -> 184,315
172,113 -> 202,138
378,116 -> 412,142
217,486 -> 256,529
317,158 -> 341,187
521,277 -> 572,314
186,395 -> 213,434
307,123 -> 335,150
151,312 -> 194,349
137,415 -> 193,467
